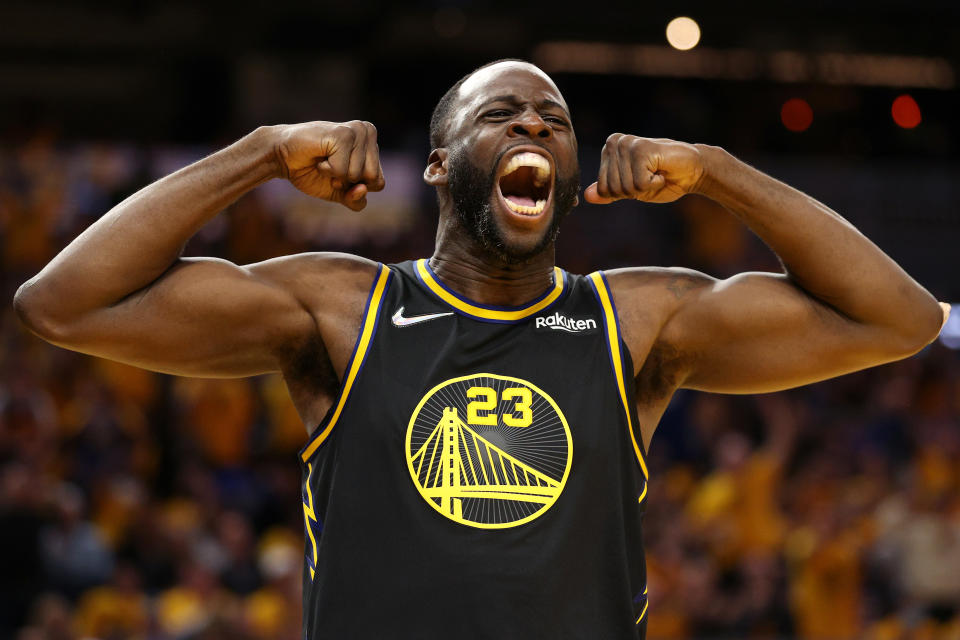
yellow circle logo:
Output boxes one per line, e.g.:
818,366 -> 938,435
405,373 -> 572,529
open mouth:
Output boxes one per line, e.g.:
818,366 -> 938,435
497,151 -> 553,216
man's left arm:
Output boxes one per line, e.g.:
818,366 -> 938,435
586,136 -> 949,393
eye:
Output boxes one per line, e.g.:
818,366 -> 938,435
544,115 -> 568,126
483,109 -> 512,119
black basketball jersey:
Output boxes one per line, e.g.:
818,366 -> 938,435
299,259 -> 650,639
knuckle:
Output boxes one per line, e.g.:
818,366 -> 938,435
368,174 -> 382,189
634,139 -> 654,157
333,124 -> 356,142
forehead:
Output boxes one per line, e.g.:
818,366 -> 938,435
455,62 -> 568,115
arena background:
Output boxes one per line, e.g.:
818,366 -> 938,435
1,2 -> 958,639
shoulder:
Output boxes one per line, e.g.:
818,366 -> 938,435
602,266 -> 716,325
596,267 -> 718,394
246,252 -> 380,310
247,253 -> 386,383
246,251 -> 380,290
603,265 -> 715,296
246,252 -> 382,344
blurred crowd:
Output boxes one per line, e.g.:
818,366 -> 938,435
2,130 -> 959,640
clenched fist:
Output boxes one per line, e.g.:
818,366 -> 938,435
584,135 -> 705,205
273,120 -> 385,211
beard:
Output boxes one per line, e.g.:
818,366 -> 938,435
446,147 -> 580,265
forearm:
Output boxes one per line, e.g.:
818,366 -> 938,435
694,145 -> 944,344
15,126 -> 281,325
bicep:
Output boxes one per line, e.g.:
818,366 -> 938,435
51,256 -> 316,378
662,271 -> 918,394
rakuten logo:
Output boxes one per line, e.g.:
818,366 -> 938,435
534,312 -> 598,333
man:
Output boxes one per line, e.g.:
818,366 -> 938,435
13,60 -> 948,638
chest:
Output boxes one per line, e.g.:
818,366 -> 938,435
359,309 -> 619,439
324,312 -> 635,532
298,264 -> 649,536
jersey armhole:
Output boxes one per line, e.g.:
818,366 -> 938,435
587,271 -> 650,486
299,264 -> 392,462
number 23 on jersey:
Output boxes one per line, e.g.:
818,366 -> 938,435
467,386 -> 532,427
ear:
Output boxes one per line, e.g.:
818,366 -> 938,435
424,148 -> 449,187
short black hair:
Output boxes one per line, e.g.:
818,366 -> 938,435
429,58 -> 532,150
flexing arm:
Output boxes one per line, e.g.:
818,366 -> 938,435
13,121 -> 384,377
586,136 -> 947,394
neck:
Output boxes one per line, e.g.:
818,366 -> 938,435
430,223 -> 557,308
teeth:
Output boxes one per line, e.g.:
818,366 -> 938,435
499,152 -> 551,185
504,198 -> 547,216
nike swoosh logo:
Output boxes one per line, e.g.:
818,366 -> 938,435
391,306 -> 454,327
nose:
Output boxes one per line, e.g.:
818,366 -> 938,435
509,110 -> 551,139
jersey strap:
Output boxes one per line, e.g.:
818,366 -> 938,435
299,264 -> 392,462
587,271 -> 650,486
414,258 -> 566,323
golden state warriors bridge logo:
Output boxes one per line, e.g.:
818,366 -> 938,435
405,373 -> 572,529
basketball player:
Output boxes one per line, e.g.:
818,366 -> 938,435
13,60 -> 948,639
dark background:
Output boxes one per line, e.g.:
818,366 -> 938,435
1,2 -> 958,639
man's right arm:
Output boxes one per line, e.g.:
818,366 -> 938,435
12,121 -> 384,378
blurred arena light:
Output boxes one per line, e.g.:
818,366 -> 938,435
891,94 -> 922,129
939,305 -> 960,349
533,42 -> 955,89
666,17 -> 701,51
781,98 -> 813,132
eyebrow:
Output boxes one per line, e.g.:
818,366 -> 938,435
478,94 -> 569,116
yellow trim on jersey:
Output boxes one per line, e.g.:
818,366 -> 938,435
636,586 -> 649,624
416,259 -> 565,321
300,265 -> 391,462
589,272 -> 650,482
302,462 -> 319,580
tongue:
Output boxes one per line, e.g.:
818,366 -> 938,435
505,194 -> 536,207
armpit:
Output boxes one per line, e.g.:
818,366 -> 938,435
636,339 -> 690,405
279,331 -> 339,429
